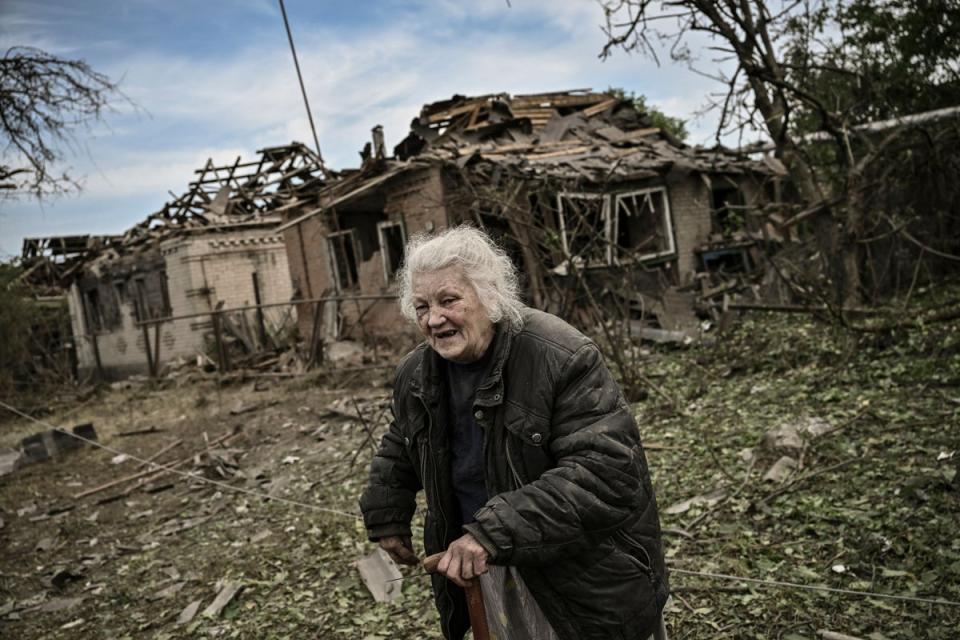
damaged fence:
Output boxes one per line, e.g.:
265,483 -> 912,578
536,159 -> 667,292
76,293 -> 398,380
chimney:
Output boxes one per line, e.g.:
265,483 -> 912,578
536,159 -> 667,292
371,125 -> 385,160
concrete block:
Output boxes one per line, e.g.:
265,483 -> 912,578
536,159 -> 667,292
355,548 -> 403,603
0,449 -> 21,477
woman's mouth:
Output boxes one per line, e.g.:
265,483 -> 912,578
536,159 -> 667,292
435,329 -> 458,340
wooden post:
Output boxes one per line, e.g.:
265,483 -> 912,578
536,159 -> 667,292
307,300 -> 324,369
141,321 -> 156,378
212,311 -> 230,372
252,272 -> 268,348
152,320 -> 162,376
80,293 -> 105,380
136,287 -> 156,377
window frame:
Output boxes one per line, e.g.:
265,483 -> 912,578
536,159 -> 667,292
376,220 -> 407,283
557,192 -> 612,266
326,229 -> 361,292
610,186 -> 676,265
557,187 -> 676,268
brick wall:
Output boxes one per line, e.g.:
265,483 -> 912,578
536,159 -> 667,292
72,226 -> 294,379
667,176 -> 713,280
283,165 -> 448,343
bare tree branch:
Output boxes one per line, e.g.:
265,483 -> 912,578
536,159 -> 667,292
0,46 -> 133,199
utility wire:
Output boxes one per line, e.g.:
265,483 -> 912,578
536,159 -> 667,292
3,399 -> 960,608
0,398 -> 360,520
670,567 -> 960,608
278,0 -> 326,169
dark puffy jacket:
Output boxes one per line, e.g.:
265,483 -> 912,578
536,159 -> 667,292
360,309 -> 669,640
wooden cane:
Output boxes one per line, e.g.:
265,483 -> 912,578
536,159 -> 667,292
423,552 -> 490,640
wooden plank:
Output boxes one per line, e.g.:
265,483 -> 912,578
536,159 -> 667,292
425,101 -> 486,124
521,146 -> 593,160
582,97 -> 619,117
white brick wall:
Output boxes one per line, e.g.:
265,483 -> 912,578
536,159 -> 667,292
72,226 -> 295,378
668,178 -> 712,279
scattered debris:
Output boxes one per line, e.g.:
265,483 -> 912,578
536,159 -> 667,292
177,599 -> 202,625
34,537 -> 57,553
18,423 -> 98,466
36,597 -> 85,613
202,581 -> 244,618
116,426 -> 165,438
663,488 -> 728,515
43,568 -> 84,590
355,548 -> 403,603
0,450 -> 21,477
326,341 -> 366,366
763,456 -> 799,483
149,582 -> 186,601
250,529 -> 272,544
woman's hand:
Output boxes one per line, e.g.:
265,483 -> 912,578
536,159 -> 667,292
379,535 -> 419,566
437,533 -> 489,587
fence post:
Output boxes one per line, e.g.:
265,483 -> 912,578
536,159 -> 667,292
307,300 -> 324,369
252,272 -> 268,348
142,320 -> 156,378
212,311 -> 230,372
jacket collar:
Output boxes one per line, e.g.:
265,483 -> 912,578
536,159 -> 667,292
410,321 -> 516,407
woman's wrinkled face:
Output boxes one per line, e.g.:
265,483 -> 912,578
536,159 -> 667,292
410,266 -> 495,363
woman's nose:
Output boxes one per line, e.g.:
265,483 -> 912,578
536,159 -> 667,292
427,308 -> 446,327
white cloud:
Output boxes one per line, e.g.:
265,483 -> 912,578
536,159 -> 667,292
78,146 -> 249,201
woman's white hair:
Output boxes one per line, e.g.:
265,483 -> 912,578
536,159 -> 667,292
398,225 -> 525,328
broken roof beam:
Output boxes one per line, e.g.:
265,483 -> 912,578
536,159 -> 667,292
581,98 -> 620,117
511,92 -> 609,109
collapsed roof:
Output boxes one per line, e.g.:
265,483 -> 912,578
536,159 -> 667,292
281,90 -> 773,230
396,89 -> 769,180
68,142 -> 326,278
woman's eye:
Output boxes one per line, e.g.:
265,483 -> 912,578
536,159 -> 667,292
414,305 -> 428,316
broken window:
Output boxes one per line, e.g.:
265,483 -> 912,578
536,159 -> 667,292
327,230 -> 360,291
612,188 -> 675,263
558,193 -> 610,266
377,220 -> 406,282
711,181 -> 745,234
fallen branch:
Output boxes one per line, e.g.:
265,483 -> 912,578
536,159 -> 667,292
137,439 -> 183,468
75,428 -> 239,500
755,458 -> 856,509
116,426 -> 165,437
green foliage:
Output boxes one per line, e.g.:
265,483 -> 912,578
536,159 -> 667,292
607,87 -> 689,140
0,263 -> 37,390
785,0 -> 960,134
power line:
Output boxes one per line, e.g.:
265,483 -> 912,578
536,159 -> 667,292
670,568 -> 960,608
277,0 -> 326,169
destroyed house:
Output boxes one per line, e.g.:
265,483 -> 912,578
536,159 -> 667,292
67,143 -> 325,379
279,90 -> 776,341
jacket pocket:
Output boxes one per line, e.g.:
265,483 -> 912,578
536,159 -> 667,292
503,400 -> 550,447
502,401 -> 553,481
613,530 -> 655,579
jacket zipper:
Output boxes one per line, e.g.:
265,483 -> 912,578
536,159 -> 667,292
417,394 -> 455,636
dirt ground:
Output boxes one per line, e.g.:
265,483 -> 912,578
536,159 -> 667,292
1,308 -> 959,639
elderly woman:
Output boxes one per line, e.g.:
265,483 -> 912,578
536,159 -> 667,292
360,226 -> 668,640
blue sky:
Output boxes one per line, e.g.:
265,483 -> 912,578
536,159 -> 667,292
0,0 -> 741,259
